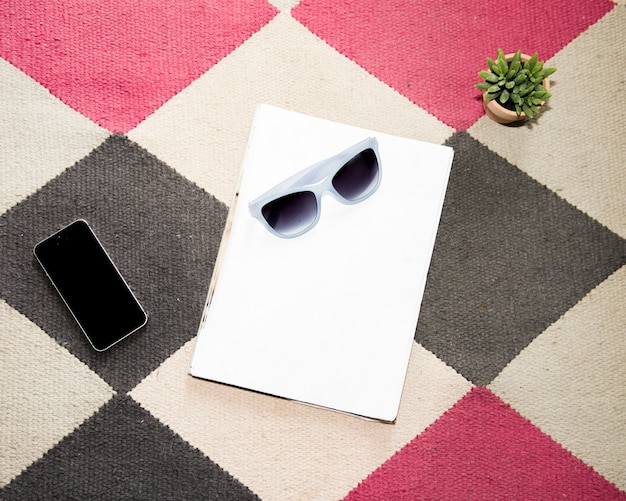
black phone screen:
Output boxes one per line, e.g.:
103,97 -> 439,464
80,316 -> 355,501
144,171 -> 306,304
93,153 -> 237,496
34,220 -> 147,351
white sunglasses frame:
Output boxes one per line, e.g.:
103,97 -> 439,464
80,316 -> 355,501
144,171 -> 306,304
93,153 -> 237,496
248,137 -> 382,238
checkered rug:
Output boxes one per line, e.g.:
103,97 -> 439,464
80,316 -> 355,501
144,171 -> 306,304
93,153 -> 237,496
1,1 -> 625,499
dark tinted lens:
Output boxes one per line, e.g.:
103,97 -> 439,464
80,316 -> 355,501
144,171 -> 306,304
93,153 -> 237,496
262,191 -> 318,236
332,148 -> 379,201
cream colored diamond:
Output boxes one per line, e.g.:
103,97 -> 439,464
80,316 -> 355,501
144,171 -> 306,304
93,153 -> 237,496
267,0 -> 301,12
131,339 -> 471,501
128,12 -> 453,207
468,7 -> 626,239
0,58 -> 110,216
0,300 -> 114,487
490,265 -> 626,492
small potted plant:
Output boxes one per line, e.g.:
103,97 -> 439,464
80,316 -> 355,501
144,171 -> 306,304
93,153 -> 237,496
476,49 -> 556,124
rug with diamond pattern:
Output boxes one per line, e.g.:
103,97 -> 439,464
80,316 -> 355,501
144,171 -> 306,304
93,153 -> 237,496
1,0 -> 625,500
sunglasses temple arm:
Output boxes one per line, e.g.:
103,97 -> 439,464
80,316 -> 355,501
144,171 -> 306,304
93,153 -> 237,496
249,137 -> 377,208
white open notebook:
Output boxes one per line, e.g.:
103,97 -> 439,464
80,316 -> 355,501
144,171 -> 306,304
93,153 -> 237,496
190,104 -> 453,422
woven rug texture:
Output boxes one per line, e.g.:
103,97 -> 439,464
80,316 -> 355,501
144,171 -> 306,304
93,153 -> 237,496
1,0 -> 625,499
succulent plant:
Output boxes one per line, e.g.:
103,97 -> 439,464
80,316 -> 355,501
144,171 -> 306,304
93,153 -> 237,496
476,49 -> 556,119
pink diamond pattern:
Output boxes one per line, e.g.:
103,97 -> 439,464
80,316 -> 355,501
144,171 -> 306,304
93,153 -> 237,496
343,387 -> 625,500
1,1 -> 625,498
0,0 -> 277,133
293,0 -> 615,131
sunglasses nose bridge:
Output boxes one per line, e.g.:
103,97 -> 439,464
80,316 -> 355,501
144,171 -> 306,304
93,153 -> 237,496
316,176 -> 347,205
306,174 -> 333,198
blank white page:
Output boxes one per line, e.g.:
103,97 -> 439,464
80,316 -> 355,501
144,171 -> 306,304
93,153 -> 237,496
190,104 -> 453,422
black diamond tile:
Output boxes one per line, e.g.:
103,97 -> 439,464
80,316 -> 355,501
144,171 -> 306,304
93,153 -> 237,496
415,132 -> 626,386
0,395 -> 261,501
0,135 -> 228,392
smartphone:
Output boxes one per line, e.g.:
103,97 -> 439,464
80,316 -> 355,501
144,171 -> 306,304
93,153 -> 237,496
34,219 -> 147,351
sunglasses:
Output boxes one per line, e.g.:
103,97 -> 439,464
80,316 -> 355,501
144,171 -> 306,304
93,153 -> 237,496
249,137 -> 382,238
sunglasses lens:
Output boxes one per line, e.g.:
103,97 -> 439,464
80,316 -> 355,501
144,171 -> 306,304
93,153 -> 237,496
262,191 -> 318,237
332,148 -> 379,201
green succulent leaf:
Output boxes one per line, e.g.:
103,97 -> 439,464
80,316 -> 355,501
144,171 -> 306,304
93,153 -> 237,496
523,103 -> 534,118
497,49 -> 508,75
479,50 -> 555,118
488,57 -> 504,76
479,70 -> 500,82
487,57 -> 498,73
514,73 -> 527,85
520,85 -> 534,97
525,53 -> 539,72
536,67 -> 557,79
